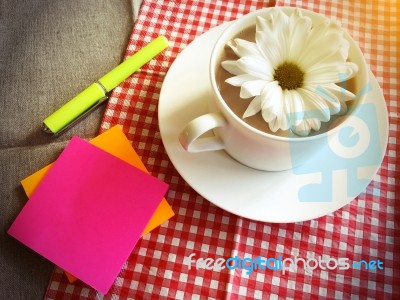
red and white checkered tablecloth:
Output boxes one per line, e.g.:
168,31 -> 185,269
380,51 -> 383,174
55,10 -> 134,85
45,0 -> 399,299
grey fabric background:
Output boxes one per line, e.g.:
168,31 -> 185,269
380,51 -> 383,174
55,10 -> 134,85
0,0 -> 138,298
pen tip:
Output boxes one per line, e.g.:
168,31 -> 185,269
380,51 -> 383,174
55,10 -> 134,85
42,124 -> 53,134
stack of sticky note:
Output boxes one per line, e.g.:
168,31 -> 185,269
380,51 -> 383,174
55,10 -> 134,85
8,125 -> 174,294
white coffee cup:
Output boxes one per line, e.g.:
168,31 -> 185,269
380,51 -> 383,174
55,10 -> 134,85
179,7 -> 368,171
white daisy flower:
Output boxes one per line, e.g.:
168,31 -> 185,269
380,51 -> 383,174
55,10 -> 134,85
221,8 -> 358,136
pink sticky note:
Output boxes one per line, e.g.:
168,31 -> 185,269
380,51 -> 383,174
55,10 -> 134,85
8,136 -> 169,294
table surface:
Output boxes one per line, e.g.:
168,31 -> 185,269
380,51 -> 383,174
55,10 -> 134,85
44,0 -> 399,299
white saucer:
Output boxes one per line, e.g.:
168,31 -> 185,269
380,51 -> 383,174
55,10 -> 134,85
158,23 -> 389,222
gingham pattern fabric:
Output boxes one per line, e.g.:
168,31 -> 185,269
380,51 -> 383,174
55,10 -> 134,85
45,0 -> 399,299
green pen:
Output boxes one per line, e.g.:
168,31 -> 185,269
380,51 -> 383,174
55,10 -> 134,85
43,36 -> 169,135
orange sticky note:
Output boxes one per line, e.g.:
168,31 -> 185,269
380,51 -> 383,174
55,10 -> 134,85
21,125 -> 174,283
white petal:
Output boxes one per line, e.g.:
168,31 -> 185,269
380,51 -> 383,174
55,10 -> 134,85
261,108 -> 276,122
296,87 -> 331,121
260,82 -> 284,129
256,15 -> 274,34
276,89 -> 292,131
337,101 -> 348,115
308,84 -> 341,114
284,90 -> 304,127
240,80 -> 268,98
258,8 -> 287,30
227,39 -> 262,59
306,48 -> 347,69
276,113 -> 289,131
298,20 -> 342,61
308,118 -> 322,131
288,8 -> 303,29
297,21 -> 330,56
257,8 -> 289,33
291,120 -> 311,136
237,56 -> 274,80
339,38 -> 350,60
269,8 -> 290,31
292,118 -> 322,136
225,74 -> 259,86
268,116 -> 282,132
271,11 -> 291,58
305,62 -> 359,84
315,88 -> 341,115
274,29 -> 289,60
261,81 -> 282,112
318,83 -> 356,115
221,60 -> 244,76
256,30 -> 283,69
243,96 -> 262,118
287,11 -> 312,60
298,32 -> 344,69
322,82 -> 356,102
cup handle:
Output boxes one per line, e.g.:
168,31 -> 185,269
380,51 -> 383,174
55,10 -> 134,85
179,112 -> 227,152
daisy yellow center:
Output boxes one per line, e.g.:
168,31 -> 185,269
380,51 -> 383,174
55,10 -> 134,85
273,62 -> 304,90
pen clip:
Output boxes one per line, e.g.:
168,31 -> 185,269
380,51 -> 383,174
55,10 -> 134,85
42,95 -> 109,136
